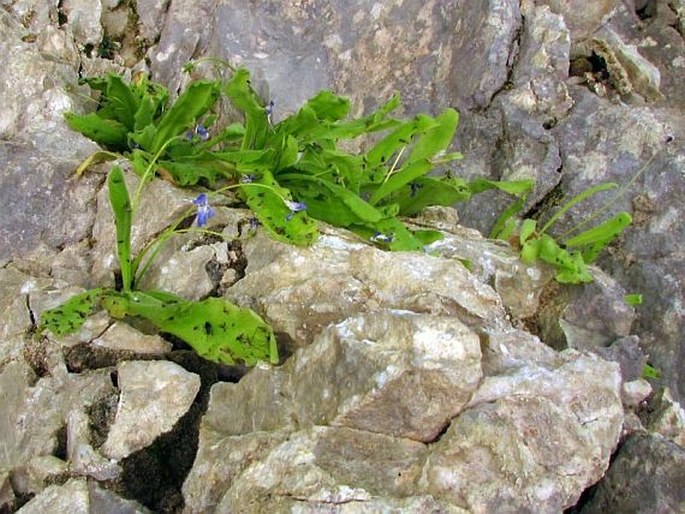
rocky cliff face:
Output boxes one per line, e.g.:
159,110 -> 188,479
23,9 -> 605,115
0,0 -> 684,512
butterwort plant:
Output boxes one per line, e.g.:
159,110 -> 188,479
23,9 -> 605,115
38,166 -> 279,367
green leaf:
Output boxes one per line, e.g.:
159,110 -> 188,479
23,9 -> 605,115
105,73 -> 138,130
405,108 -> 459,166
152,80 -> 219,153
519,219 -> 537,245
563,212 -> 632,264
369,159 -> 433,205
306,90 -> 351,121
624,293 -> 643,306
156,159 -> 229,187
241,171 -> 319,246
540,182 -> 618,235
38,288 -> 105,336
385,175 -> 471,216
365,115 -> 438,170
101,291 -> 278,366
65,112 -> 129,151
108,166 -> 133,291
225,68 -> 270,150
642,363 -> 661,379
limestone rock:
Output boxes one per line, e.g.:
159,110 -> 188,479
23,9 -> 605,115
101,360 -> 200,460
578,433 -> 685,514
205,310 -> 482,442
543,0 -> 619,41
16,478 -> 149,514
91,321 -> 172,355
59,0 -> 103,47
643,388 -> 685,447
225,228 -> 505,347
0,360 -> 115,496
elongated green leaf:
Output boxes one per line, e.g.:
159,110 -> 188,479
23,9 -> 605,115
386,176 -> 471,216
65,112 -> 129,150
74,150 -> 120,177
225,68 -> 270,150
306,90 -> 351,121
241,170 -> 319,246
365,115 -> 438,169
519,219 -> 537,244
101,291 -> 278,365
152,80 -> 219,153
564,212 -> 632,263
540,182 -> 618,235
157,159 -> 229,187
105,74 -> 138,130
108,166 -> 133,291
405,108 -> 459,166
369,159 -> 433,205
38,288 -> 105,336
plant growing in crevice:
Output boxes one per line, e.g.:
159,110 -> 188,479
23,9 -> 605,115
39,166 -> 279,366
66,60 -> 532,252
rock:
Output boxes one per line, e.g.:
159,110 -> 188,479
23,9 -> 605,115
642,388 -> 685,447
225,228 -> 505,347
0,360 -> 115,496
417,209 -> 555,320
449,333 -> 624,512
542,0 -> 619,41
91,321 -> 172,355
573,26 -> 662,101
16,478 -> 149,514
101,360 -> 200,460
577,433 -> 685,514
204,310 -> 482,442
621,378 -> 652,408
136,0 -> 171,43
60,0 -> 103,47
553,87 -> 685,401
214,426 -> 433,513
535,268 -> 635,351
592,335 -> 646,382
67,409 -> 121,481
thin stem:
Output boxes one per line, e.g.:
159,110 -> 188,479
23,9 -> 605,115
131,135 -> 185,213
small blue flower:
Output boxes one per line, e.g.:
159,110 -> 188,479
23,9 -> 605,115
284,200 -> 307,213
193,193 -> 215,227
370,231 -> 393,244
194,124 -> 209,141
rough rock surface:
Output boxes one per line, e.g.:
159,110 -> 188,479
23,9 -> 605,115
577,433 -> 685,514
101,360 -> 201,460
0,0 -> 684,512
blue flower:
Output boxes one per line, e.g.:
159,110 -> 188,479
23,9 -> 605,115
194,124 -> 209,141
193,193 -> 215,227
370,231 -> 393,244
284,199 -> 307,222
284,200 -> 307,212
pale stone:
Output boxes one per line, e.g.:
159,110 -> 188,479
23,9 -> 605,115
101,361 -> 200,460
92,321 -> 172,354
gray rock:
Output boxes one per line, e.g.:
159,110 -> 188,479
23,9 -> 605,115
204,310 -> 482,442
642,388 -> 685,447
542,0 -> 619,41
592,335 -> 646,382
0,360 -> 115,496
225,228 -> 505,347
214,426 -> 431,513
67,408 -> 121,481
553,87 -> 685,400
536,268 -> 635,351
16,478 -> 149,514
422,337 -> 623,511
578,433 -> 685,514
59,0 -> 103,48
136,0 -> 171,43
101,360 -> 200,460
91,321 -> 172,355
